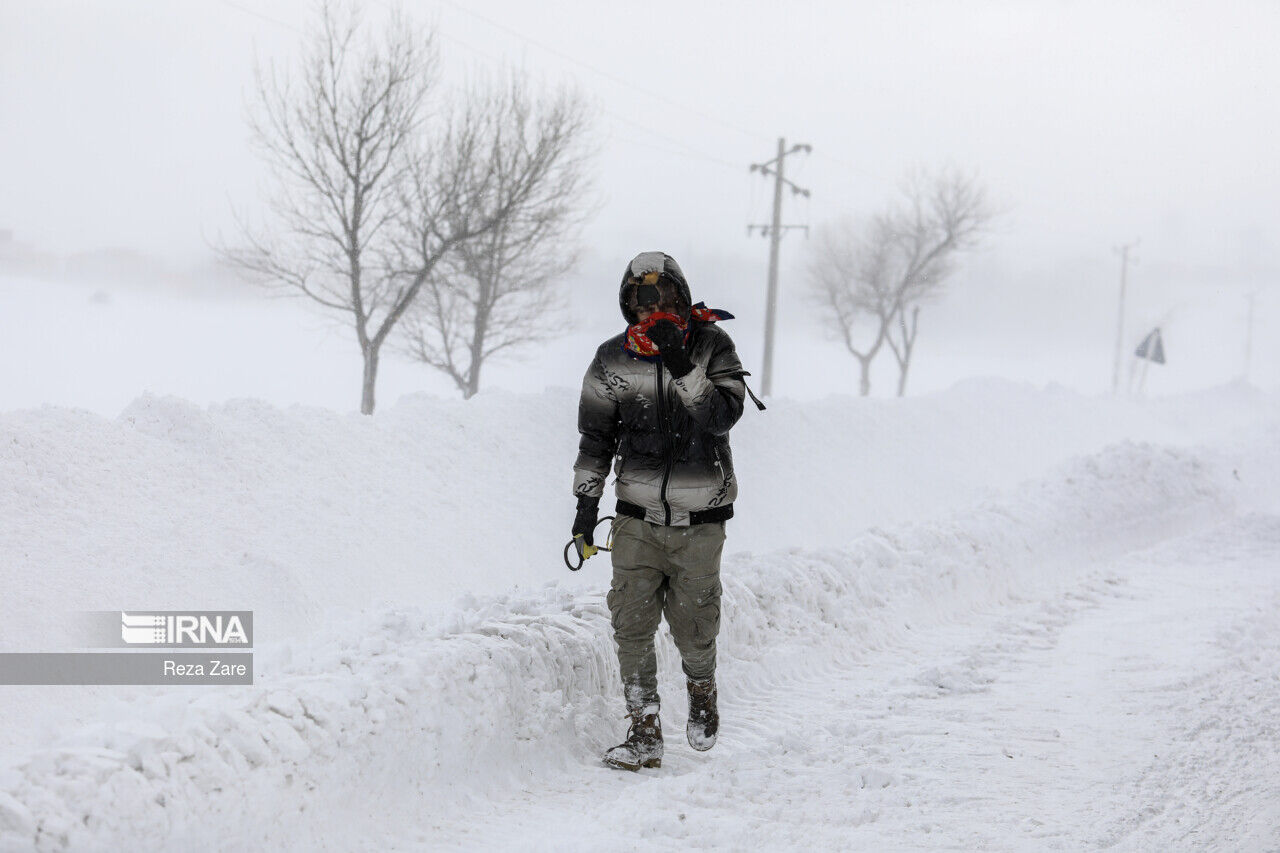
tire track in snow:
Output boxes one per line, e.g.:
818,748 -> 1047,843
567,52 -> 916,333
406,516 -> 1280,852
1093,514 -> 1280,851
0,441 -> 1245,850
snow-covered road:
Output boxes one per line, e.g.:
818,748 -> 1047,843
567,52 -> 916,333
375,514 -> 1280,852
2,386 -> 1278,851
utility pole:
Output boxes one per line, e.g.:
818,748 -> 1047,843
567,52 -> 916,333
749,138 -> 811,397
1111,240 -> 1139,394
1244,290 -> 1257,383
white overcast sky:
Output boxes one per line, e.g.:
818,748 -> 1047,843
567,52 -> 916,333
3,0 -> 1276,263
1,0 -> 1276,403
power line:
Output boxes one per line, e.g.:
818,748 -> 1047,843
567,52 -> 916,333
216,0 -> 821,186
598,108 -> 743,171
440,0 -> 885,187
218,0 -> 746,177
216,0 -> 302,33
811,149 -> 880,183
433,0 -> 772,147
428,21 -> 744,173
599,123 -> 744,173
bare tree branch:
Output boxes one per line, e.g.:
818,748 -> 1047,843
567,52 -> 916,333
218,1 -> 437,414
805,215 -> 899,396
883,168 -> 991,395
397,75 -> 595,399
807,167 -> 992,396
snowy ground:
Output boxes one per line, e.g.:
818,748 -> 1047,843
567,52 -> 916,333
1,382 -> 1278,850
402,515 -> 1280,852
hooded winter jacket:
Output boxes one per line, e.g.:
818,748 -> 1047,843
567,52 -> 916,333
573,253 -> 747,527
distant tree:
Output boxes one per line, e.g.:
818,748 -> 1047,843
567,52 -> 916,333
809,168 -> 991,396
221,2 -> 434,414
882,169 -> 991,396
397,78 -> 593,399
807,215 -> 899,396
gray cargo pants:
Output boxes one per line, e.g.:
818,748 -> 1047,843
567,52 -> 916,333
606,514 -> 727,708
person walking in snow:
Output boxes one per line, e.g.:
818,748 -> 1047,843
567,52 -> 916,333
570,251 -> 754,771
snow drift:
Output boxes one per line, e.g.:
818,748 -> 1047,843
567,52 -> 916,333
0,382 -> 1275,849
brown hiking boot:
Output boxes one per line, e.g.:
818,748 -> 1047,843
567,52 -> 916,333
687,676 -> 718,751
603,703 -> 663,771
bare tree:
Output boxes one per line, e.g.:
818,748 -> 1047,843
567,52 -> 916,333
222,2 -> 435,414
809,168 -> 990,396
882,169 -> 990,395
807,215 -> 899,396
397,77 -> 593,398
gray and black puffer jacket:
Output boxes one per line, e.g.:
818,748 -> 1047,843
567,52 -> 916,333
573,254 -> 747,527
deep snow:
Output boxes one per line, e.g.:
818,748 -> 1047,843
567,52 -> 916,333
0,381 -> 1278,850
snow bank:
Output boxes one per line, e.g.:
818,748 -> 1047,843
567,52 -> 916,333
6,380 -> 1265,756
1,381 -> 1276,848
0,433 -> 1244,850
3,379 -> 1261,652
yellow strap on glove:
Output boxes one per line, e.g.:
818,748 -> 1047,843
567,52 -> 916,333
574,534 -> 598,561
564,517 -> 614,571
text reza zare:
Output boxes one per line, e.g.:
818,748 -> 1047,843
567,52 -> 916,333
163,659 -> 247,678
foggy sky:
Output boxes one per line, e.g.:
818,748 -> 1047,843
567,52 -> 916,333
1,0 -> 1277,405
5,1 -> 1276,260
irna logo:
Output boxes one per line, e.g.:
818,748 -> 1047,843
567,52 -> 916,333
120,612 -> 251,647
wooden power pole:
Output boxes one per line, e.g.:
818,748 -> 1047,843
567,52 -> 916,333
749,138 -> 811,397
1111,240 -> 1139,394
1244,290 -> 1257,383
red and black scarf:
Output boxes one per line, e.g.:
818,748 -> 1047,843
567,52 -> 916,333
624,302 -> 735,358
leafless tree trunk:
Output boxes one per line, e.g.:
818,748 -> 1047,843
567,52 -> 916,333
807,216 -> 898,396
882,169 -> 990,396
887,304 -> 919,397
219,2 -> 435,414
397,77 -> 593,398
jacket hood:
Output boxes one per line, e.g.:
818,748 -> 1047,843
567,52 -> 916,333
618,251 -> 692,324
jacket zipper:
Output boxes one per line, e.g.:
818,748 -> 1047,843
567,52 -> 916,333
654,360 -> 674,525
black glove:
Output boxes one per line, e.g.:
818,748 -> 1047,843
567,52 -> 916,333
572,494 -> 600,546
646,320 -> 694,378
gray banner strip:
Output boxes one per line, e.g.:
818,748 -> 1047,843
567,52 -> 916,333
0,653 -> 253,685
